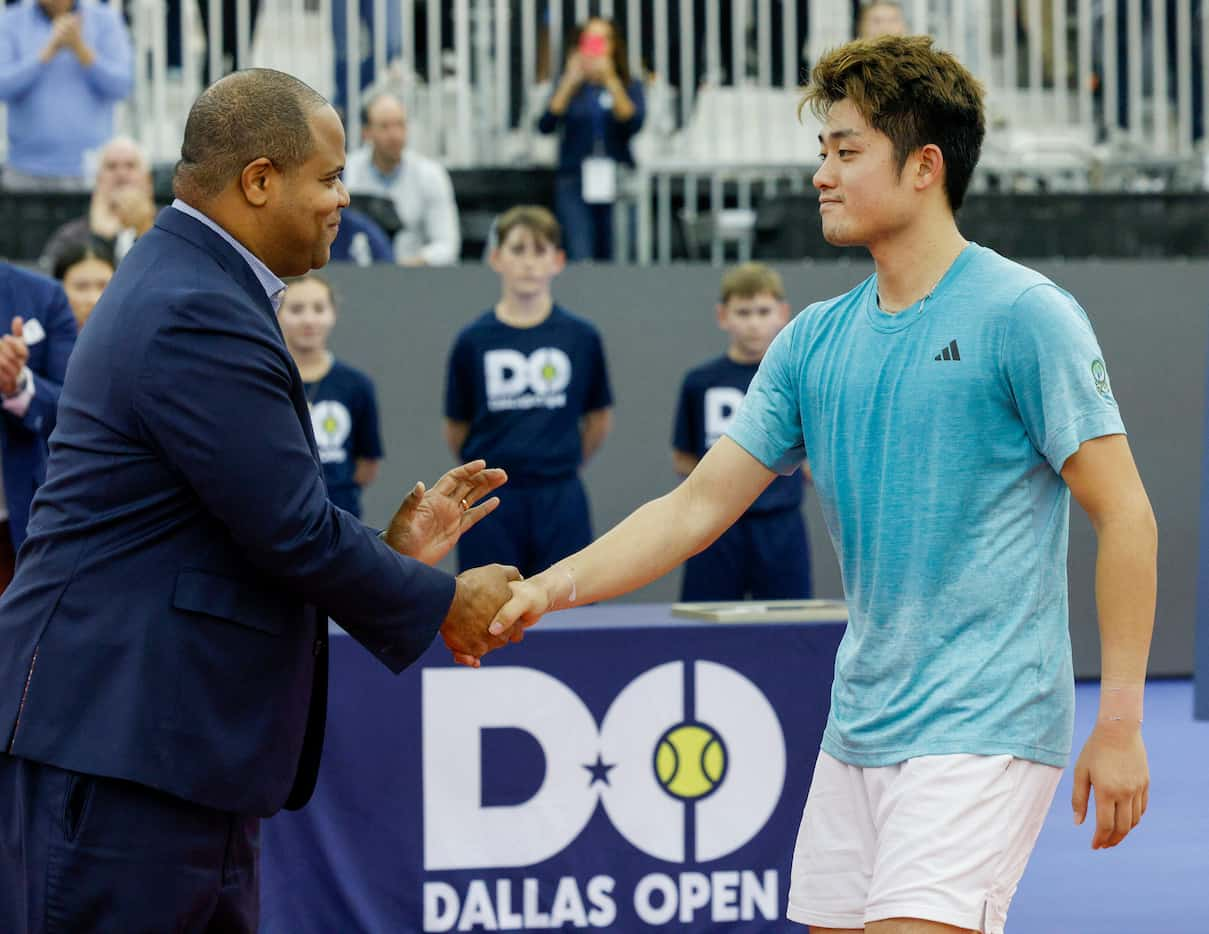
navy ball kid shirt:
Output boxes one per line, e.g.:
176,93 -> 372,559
445,306 -> 613,482
673,355 -> 803,514
304,359 -> 384,518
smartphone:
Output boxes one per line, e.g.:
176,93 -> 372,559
579,33 -> 607,58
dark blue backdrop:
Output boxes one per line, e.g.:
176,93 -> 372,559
259,606 -> 844,932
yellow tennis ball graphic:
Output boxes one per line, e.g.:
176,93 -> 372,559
654,723 -> 727,800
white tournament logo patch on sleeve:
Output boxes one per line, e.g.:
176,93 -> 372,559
1090,358 -> 1113,400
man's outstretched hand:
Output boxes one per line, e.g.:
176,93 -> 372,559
441,563 -> 523,667
385,460 -> 506,566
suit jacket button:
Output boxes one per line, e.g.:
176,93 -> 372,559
313,638 -> 325,657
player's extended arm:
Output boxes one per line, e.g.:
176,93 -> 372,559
489,436 -> 775,635
580,407 -> 613,462
1062,434 -> 1156,850
444,419 -> 470,460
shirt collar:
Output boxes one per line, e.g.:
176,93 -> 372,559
368,149 -> 406,185
171,199 -> 286,312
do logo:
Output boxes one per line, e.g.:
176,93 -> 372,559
422,661 -> 786,871
704,387 -> 745,448
485,348 -> 572,404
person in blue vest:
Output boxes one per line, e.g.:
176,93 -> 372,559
672,262 -> 811,601
0,262 -> 76,592
445,205 -> 613,578
278,274 -> 383,519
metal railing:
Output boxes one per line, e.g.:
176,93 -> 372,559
108,2 -> 1205,172
3,1 -> 1204,259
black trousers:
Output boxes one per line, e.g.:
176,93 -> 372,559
0,754 -> 258,933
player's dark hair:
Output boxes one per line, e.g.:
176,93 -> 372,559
801,35 -> 986,211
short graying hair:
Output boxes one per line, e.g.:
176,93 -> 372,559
173,69 -> 329,202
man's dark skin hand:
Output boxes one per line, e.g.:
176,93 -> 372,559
441,563 -> 524,667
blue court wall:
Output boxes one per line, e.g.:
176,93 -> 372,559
319,259 -> 1209,680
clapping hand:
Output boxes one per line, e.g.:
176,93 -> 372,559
384,460 -> 506,567
0,318 -> 29,397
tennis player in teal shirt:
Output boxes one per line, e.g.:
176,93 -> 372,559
489,35 -> 1157,934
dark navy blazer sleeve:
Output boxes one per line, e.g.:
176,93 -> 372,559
21,283 -> 76,439
133,291 -> 453,673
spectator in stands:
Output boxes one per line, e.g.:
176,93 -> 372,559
328,207 -> 394,266
39,135 -> 155,272
0,0 -> 133,191
51,239 -> 113,330
672,262 -> 812,601
277,275 -> 383,519
0,262 -> 76,591
444,205 -> 612,578
331,0 -> 401,120
857,1 -> 908,38
343,92 -> 462,266
538,17 -> 645,262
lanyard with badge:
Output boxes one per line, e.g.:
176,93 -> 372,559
581,73 -> 618,204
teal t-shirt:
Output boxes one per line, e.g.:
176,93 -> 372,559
728,244 -> 1125,768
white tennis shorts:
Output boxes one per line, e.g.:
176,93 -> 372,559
786,751 -> 1062,933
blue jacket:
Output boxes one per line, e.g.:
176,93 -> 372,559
0,208 -> 455,816
0,263 -> 75,551
538,78 -> 646,172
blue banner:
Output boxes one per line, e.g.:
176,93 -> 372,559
260,608 -> 844,932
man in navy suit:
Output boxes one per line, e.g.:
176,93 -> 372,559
0,69 -> 519,932
0,264 -> 76,591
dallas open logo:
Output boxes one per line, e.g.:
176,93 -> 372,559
422,662 -> 787,930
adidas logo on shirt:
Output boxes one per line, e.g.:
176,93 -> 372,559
934,340 -> 961,362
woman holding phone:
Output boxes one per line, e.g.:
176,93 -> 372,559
538,17 -> 645,262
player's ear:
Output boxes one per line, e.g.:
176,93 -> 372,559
914,143 -> 945,194
715,303 -> 728,331
488,247 -> 503,274
551,248 -> 567,275
778,300 -> 791,323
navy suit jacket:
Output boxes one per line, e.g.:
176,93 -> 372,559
0,208 -> 456,816
0,264 -> 75,551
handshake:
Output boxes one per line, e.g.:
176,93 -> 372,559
383,459 -> 545,667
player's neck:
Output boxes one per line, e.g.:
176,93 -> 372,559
495,293 -> 554,328
870,218 -> 968,313
294,349 -> 333,382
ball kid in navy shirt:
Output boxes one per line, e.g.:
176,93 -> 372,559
445,206 -> 613,577
672,262 -> 812,600
278,275 -> 383,519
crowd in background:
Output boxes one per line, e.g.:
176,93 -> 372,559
1,1 -> 925,270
